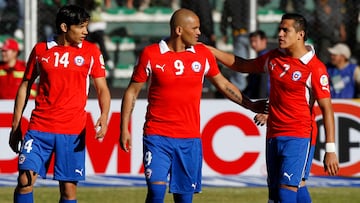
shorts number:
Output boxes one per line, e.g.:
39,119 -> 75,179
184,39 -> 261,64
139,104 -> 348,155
23,139 -> 34,153
144,151 -> 153,167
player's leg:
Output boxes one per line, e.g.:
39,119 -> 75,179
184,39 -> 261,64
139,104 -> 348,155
278,137 -> 311,203
266,138 -> 280,202
297,145 -> 315,203
143,135 -> 172,203
59,181 -> 78,203
54,131 -> 86,202
14,130 -> 54,203
170,138 -> 202,203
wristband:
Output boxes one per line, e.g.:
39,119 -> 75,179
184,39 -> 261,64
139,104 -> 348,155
325,143 -> 336,153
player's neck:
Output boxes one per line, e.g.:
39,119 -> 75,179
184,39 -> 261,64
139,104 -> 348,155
167,39 -> 188,52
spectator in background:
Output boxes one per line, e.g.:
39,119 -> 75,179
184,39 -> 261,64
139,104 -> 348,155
220,0 -> 250,91
0,38 -> 36,99
326,43 -> 360,98
313,0 -> 346,63
244,30 -> 269,99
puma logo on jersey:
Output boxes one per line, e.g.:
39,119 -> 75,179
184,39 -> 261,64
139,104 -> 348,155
156,64 -> 165,72
283,172 -> 293,181
75,169 -> 84,176
270,62 -> 276,70
41,57 -> 50,63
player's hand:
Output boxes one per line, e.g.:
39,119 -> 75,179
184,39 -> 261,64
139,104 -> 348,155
95,117 -> 108,140
254,113 -> 268,126
120,130 -> 132,152
9,126 -> 22,153
323,152 -> 339,176
251,98 -> 269,114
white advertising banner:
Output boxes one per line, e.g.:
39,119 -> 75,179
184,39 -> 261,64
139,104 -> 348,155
1,99 -> 359,177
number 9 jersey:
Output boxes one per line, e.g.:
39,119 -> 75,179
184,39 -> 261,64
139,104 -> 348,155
132,40 -> 220,138
24,39 -> 106,134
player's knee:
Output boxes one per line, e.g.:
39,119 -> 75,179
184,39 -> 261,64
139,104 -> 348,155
17,170 -> 36,189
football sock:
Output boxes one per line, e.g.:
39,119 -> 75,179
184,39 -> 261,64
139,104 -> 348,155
59,199 -> 77,203
14,192 -> 33,203
279,187 -> 297,203
297,186 -> 312,203
173,193 -> 193,203
145,184 -> 166,203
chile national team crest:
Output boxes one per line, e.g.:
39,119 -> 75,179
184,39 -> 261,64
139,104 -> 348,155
192,61 -> 201,72
74,56 -> 85,66
292,71 -> 302,81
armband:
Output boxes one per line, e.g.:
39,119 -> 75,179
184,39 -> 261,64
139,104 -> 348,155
325,143 -> 336,153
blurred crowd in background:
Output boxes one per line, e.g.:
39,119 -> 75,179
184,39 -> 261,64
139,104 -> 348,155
1,0 -> 360,99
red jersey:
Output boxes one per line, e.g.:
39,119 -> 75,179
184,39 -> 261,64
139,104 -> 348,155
132,40 -> 220,138
0,60 -> 36,99
253,46 -> 331,139
24,40 -> 106,134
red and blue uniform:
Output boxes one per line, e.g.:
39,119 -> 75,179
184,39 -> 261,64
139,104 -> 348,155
252,46 -> 331,199
19,38 -> 106,180
132,40 -> 219,193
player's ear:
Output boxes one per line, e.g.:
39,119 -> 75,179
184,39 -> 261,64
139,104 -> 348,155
298,31 -> 305,40
175,26 -> 182,35
60,23 -> 67,33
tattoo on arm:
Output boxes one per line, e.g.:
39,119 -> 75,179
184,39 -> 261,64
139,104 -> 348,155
225,86 -> 242,103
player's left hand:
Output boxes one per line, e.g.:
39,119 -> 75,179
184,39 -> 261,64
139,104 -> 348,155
251,98 -> 269,114
253,113 -> 268,126
323,152 -> 339,176
9,126 -> 22,153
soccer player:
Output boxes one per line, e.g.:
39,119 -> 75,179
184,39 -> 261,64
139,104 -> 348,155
120,8 -> 267,203
207,13 -> 339,203
9,5 -> 111,203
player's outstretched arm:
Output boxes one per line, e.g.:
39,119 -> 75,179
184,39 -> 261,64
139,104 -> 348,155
205,45 -> 259,73
120,81 -> 144,152
318,97 -> 339,176
208,73 -> 268,113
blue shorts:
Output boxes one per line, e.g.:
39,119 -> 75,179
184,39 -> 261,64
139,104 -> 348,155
18,130 -> 86,181
143,135 -> 202,194
303,145 -> 315,181
266,136 -> 311,188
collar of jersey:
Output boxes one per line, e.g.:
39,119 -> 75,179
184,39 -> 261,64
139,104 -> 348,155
278,44 -> 315,65
46,35 -> 83,49
159,40 -> 196,54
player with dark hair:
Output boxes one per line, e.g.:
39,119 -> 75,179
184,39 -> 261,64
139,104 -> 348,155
9,5 -> 111,203
120,8 -> 267,203
207,13 -> 339,203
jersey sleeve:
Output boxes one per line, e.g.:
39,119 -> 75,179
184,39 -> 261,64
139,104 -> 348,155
131,47 -> 151,83
24,44 -> 41,81
197,44 -> 220,77
311,61 -> 331,99
89,43 -> 106,78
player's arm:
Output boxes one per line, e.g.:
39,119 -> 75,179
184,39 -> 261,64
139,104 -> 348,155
92,77 -> 111,140
205,45 -> 260,73
120,81 -> 145,152
9,75 -> 38,153
208,73 -> 268,113
317,97 -> 339,176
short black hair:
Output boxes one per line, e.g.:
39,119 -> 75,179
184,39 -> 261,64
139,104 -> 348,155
249,30 -> 267,39
55,5 -> 90,34
281,13 -> 308,40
